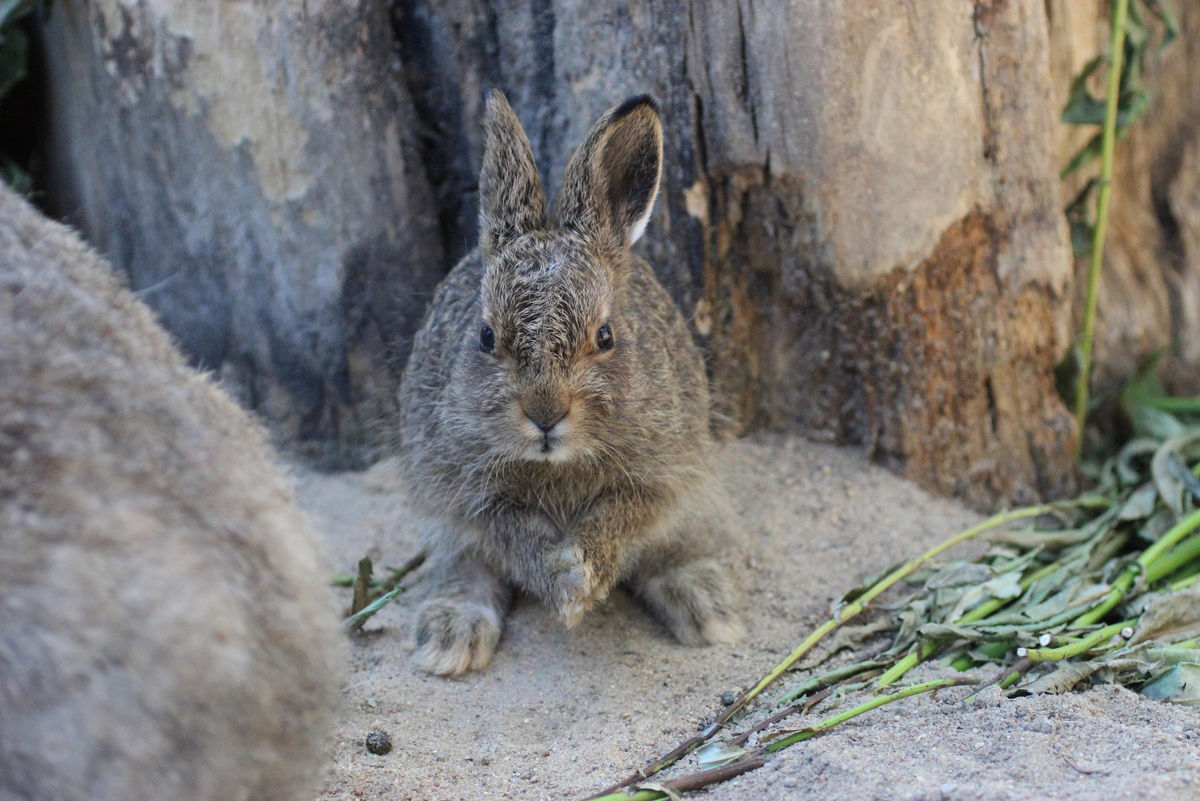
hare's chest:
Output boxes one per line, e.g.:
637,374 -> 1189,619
496,473 -> 606,527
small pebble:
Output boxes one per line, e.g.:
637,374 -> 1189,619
1031,715 -> 1055,734
721,691 -> 737,706
365,728 -> 392,755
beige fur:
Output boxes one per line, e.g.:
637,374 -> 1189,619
0,186 -> 342,801
397,92 -> 744,676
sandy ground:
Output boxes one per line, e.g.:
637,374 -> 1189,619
293,434 -> 1200,801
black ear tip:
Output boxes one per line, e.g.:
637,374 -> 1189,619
612,94 -> 660,121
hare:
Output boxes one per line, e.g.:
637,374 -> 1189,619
0,185 -> 341,801
397,91 -> 745,676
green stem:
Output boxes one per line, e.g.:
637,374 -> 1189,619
876,649 -> 923,688
1145,534 -> 1200,585
1144,396 -> 1200,414
766,679 -> 973,752
1020,620 -> 1131,661
343,583 -> 405,633
1073,0 -> 1130,458
998,666 -> 1026,691
1171,571 -> 1200,591
1074,507 -> 1200,626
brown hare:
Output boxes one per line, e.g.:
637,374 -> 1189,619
0,185 -> 341,801
397,91 -> 744,676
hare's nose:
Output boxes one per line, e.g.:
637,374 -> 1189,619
526,407 -> 568,435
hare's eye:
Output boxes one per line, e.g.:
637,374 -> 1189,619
480,325 -> 495,353
596,324 -> 614,351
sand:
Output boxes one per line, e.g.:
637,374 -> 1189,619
293,433 -> 1200,800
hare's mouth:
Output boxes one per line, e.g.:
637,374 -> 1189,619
521,418 -> 575,464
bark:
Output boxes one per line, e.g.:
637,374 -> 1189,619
38,0 -> 1086,505
40,0 -> 444,465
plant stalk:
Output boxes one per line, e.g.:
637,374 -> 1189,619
1074,507 -> 1200,625
1020,620 -> 1131,661
765,678 -> 977,752
1074,0 -> 1131,457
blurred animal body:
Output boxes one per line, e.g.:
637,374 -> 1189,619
0,186 -> 341,801
397,92 -> 744,676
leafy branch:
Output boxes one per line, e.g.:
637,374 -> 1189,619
1061,0 -> 1176,456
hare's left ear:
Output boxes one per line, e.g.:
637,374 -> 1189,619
554,95 -> 663,248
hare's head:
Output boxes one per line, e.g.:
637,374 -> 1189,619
461,90 -> 663,465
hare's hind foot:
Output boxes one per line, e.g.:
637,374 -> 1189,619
633,558 -> 745,646
410,551 -> 511,676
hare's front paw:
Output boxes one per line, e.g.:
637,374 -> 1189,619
412,599 -> 502,676
639,559 -> 746,646
544,542 -> 603,627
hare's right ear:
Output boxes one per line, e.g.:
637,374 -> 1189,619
554,95 -> 663,249
478,90 -> 546,255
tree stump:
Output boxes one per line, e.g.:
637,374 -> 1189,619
39,0 -> 1090,505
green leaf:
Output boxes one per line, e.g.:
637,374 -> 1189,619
1143,0 -> 1179,48
1115,87 -> 1151,132
1064,178 -> 1100,257
925,563 -> 992,590
1118,482 -> 1159,521
0,23 -> 28,100
1138,506 -> 1177,543
1128,589 -> 1200,645
695,741 -> 751,770
1122,356 -> 1190,440
1144,647 -> 1200,666
1140,663 -> 1200,705
1018,661 -> 1103,695
1123,0 -> 1151,51
1151,432 -> 1200,515
1061,55 -> 1106,125
1069,217 -> 1095,257
1061,132 -> 1104,178
831,560 -> 905,618
944,572 -> 1025,623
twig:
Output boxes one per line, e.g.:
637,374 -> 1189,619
765,677 -> 979,753
376,550 -> 428,596
342,550 -> 428,634
351,556 -> 373,615
589,755 -> 767,801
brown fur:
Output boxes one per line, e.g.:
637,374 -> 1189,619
397,92 -> 744,676
0,186 -> 342,801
